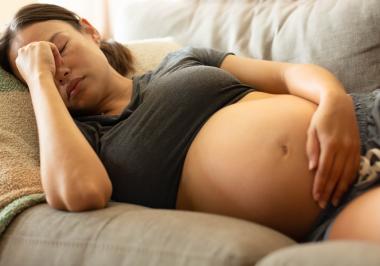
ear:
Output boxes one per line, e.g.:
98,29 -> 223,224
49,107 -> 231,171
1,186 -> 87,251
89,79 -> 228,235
79,18 -> 101,45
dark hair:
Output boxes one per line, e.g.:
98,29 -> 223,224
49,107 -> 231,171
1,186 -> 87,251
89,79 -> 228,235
0,3 -> 134,77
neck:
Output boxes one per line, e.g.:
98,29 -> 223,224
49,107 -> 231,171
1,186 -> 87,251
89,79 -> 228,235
98,69 -> 133,116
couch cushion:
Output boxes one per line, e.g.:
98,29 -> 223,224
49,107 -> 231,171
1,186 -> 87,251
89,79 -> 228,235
109,0 -> 380,93
125,37 -> 182,78
256,241 -> 380,266
0,202 -> 295,266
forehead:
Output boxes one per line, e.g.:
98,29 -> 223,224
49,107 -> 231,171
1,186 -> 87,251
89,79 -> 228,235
9,20 -> 76,79
12,20 -> 74,47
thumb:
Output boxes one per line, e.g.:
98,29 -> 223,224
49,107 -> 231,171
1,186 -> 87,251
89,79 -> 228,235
306,126 -> 320,170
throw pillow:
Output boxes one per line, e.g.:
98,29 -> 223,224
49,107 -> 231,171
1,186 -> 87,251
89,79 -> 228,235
0,67 -> 42,209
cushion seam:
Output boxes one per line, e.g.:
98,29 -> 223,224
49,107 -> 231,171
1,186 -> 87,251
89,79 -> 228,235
1,235 -> 253,264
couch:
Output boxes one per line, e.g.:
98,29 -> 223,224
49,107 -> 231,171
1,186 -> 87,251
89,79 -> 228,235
1,0 -> 380,265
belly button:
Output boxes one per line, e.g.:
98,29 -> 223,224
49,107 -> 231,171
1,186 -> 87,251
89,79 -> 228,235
281,144 -> 289,155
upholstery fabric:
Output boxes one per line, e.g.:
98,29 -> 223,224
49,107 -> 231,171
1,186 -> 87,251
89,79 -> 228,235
125,37 -> 182,78
109,0 -> 380,93
0,202 -> 295,265
0,67 -> 42,210
256,241 -> 380,266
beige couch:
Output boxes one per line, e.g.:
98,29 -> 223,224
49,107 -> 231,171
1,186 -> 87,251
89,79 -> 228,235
109,0 -> 380,94
1,0 -> 380,265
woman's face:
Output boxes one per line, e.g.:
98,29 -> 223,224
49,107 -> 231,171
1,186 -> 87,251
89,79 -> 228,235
8,19 -> 111,115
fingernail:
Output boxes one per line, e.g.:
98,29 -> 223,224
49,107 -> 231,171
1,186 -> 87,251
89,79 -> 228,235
309,161 -> 314,170
319,201 -> 326,209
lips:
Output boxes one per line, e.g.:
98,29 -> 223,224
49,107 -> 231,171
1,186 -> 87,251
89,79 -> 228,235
66,77 -> 84,99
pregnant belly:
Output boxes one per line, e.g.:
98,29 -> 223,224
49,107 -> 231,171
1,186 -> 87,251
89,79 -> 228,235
176,92 -> 322,241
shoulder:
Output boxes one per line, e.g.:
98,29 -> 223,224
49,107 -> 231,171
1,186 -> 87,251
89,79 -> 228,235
162,46 -> 234,68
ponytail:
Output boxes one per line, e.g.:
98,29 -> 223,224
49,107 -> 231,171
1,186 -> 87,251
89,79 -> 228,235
100,40 -> 135,77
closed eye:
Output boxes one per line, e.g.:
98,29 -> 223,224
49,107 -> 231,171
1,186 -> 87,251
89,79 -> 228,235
59,41 -> 68,54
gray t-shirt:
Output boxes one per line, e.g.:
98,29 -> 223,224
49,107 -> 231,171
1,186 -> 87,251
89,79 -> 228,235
74,47 -> 255,209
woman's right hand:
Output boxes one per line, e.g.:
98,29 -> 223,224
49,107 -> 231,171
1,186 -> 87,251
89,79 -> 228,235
15,41 -> 63,86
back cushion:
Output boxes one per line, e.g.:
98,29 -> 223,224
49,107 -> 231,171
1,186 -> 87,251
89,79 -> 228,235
109,0 -> 380,93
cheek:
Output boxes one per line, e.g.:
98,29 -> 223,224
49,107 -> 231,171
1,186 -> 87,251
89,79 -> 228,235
78,46 -> 109,76
68,43 -> 111,100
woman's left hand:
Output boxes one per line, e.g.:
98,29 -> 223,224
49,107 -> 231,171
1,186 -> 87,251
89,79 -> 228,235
306,92 -> 361,208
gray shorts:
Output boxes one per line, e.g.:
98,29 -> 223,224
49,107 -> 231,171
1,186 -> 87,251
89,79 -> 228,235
306,88 -> 380,242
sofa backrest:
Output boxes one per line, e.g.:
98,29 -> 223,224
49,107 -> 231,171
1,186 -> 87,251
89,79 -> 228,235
109,0 -> 380,93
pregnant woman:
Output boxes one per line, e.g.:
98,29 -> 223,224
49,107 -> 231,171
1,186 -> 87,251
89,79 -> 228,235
1,4 -> 379,243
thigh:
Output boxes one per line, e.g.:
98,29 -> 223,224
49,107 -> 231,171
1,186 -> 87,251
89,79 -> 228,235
327,186 -> 380,243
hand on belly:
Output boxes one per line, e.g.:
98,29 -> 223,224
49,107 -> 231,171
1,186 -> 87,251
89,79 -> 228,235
177,94 -> 322,241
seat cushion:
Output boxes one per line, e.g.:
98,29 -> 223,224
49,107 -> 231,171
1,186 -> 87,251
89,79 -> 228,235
256,241 -> 380,266
0,202 -> 295,266
109,0 -> 380,93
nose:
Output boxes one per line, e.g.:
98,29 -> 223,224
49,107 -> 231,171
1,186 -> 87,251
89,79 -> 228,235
56,65 -> 71,86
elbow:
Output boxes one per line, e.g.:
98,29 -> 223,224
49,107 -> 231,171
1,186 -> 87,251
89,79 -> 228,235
65,190 -> 109,212
46,183 -> 111,212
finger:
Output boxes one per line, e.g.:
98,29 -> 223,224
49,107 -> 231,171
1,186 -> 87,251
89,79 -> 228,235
320,150 -> 347,208
317,151 -> 338,208
307,127 -> 321,201
47,42 -> 63,70
313,142 -> 334,205
331,153 -> 357,207
306,127 -> 320,171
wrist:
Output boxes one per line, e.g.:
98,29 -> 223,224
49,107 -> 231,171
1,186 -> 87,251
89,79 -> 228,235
320,89 -> 351,112
320,84 -> 347,104
28,72 -> 55,91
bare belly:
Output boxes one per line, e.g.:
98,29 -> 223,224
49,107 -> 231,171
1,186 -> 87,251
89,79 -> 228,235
176,91 -> 322,241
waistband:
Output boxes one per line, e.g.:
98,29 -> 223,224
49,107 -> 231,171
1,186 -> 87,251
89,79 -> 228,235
350,89 -> 380,155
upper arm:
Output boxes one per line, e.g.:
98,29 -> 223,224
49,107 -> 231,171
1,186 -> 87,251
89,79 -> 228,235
220,54 -> 295,94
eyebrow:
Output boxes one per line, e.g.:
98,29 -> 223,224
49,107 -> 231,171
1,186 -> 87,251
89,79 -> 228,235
48,31 -> 63,43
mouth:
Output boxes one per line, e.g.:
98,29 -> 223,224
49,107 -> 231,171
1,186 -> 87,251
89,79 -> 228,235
66,77 -> 84,100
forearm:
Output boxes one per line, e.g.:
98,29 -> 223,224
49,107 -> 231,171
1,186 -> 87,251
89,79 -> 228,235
29,76 -> 112,211
283,64 -> 348,105
221,55 -> 348,105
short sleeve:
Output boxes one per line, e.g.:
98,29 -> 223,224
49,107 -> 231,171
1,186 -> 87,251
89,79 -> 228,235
185,46 -> 234,67
139,46 -> 234,84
